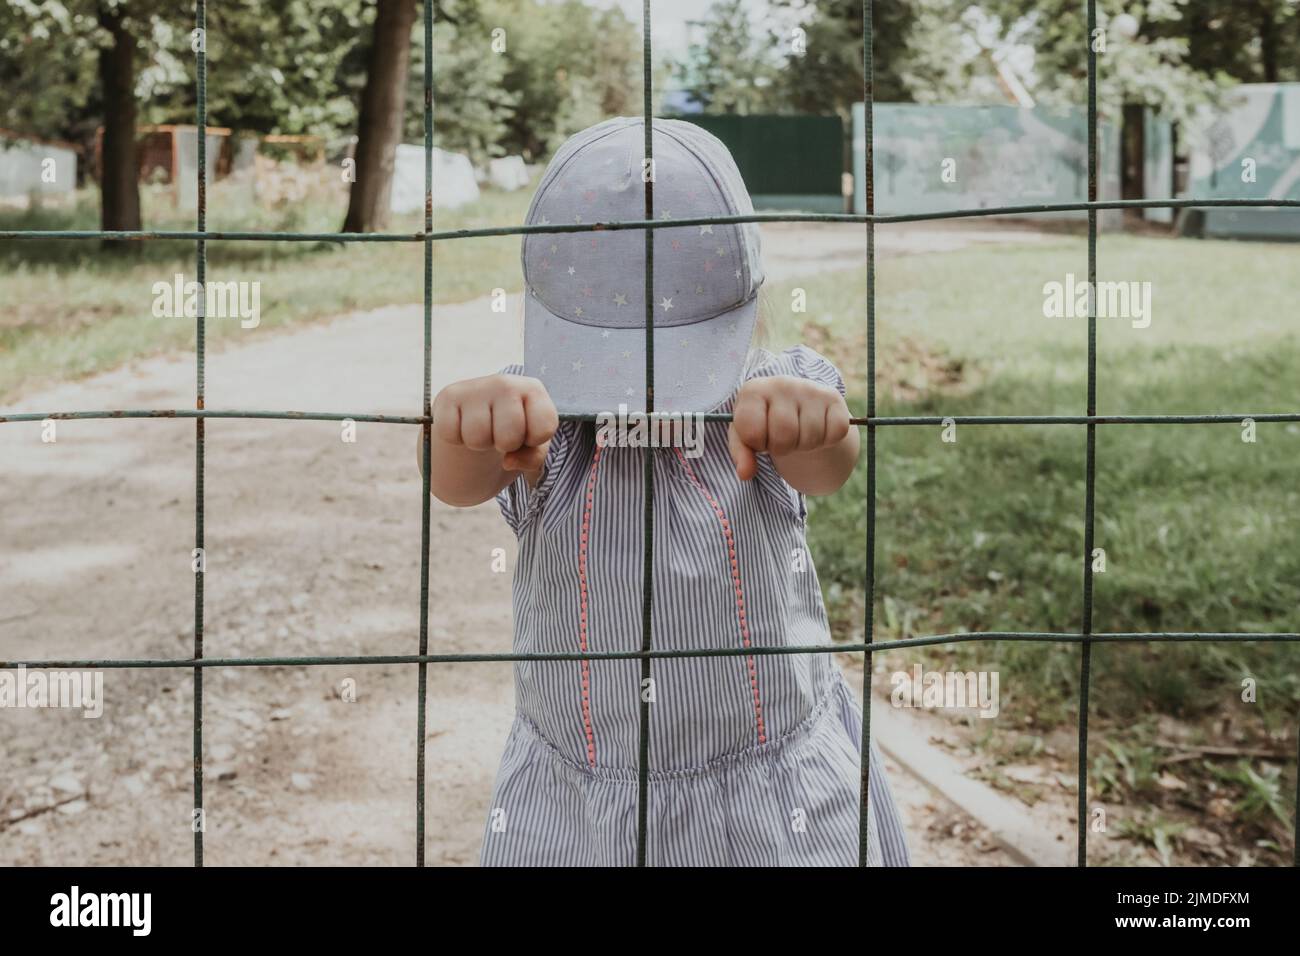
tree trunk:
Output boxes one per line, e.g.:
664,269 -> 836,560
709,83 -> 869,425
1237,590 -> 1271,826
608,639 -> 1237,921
343,0 -> 419,233
1120,102 -> 1146,226
98,3 -> 141,246
1259,6 -> 1279,82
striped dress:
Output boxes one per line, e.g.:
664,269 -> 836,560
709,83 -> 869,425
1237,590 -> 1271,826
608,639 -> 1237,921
480,345 -> 911,866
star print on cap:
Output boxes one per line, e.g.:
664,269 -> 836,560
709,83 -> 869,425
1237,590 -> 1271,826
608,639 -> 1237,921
521,117 -> 764,414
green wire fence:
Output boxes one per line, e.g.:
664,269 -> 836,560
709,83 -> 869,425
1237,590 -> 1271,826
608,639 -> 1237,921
2,0 -> 1299,868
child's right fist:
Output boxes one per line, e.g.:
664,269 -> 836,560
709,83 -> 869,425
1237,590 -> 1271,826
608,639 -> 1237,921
433,374 -> 559,473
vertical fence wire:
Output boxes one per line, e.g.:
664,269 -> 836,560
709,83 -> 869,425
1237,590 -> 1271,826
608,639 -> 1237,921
1075,0 -> 1099,868
192,0 -> 208,869
635,0 -> 656,868
857,0 -> 877,868
415,0 -> 436,867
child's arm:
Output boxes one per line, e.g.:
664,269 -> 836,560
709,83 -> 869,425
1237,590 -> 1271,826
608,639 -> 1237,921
727,376 -> 859,496
417,374 -> 559,507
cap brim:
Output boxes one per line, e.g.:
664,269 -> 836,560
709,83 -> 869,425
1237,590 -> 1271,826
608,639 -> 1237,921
523,292 -> 758,415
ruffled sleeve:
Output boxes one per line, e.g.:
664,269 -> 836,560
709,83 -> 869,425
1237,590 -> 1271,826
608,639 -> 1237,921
494,363 -> 575,535
743,344 -> 847,398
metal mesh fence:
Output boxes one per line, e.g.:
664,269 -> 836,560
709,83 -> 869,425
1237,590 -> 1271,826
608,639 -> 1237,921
2,0 -> 1299,868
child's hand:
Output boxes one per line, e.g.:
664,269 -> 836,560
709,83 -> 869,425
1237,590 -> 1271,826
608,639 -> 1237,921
727,376 -> 856,493
433,374 -> 559,476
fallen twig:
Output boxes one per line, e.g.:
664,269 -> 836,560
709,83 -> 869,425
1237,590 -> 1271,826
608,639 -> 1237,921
0,794 -> 82,831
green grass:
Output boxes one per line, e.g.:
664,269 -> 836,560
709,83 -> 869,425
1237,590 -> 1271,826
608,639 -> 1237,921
0,180 -> 535,400
766,231 -> 1300,727
765,231 -> 1298,858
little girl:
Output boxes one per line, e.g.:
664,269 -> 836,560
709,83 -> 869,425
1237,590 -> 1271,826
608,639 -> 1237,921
426,117 -> 910,866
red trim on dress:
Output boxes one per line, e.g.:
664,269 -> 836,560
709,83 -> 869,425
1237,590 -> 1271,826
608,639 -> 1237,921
577,446 -> 603,766
673,449 -> 767,745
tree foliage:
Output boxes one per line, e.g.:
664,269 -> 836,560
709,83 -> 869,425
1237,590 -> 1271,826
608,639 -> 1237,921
982,0 -> 1300,120
672,0 -> 1002,118
674,0 -> 780,114
5,0 -> 1295,180
1151,0 -> 1300,84
480,0 -> 641,159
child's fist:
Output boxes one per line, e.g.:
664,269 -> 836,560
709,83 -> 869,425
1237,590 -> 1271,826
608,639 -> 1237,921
727,376 -> 852,481
433,374 -> 559,473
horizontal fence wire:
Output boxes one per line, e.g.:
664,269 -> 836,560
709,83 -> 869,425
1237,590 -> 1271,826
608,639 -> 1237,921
6,631 -> 1300,670
5,197 -> 1300,242
1,0 -> 1297,867
7,411 -> 1300,427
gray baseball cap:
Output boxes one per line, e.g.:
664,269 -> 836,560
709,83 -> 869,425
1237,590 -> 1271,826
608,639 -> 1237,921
522,117 -> 763,414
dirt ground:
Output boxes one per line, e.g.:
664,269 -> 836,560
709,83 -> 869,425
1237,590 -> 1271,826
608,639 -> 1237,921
0,222 -> 1060,866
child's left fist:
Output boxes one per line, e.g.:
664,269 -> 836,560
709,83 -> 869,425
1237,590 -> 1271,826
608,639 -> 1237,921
727,376 -> 852,481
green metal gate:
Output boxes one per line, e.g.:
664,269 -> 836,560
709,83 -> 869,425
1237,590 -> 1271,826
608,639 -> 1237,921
674,113 -> 845,212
